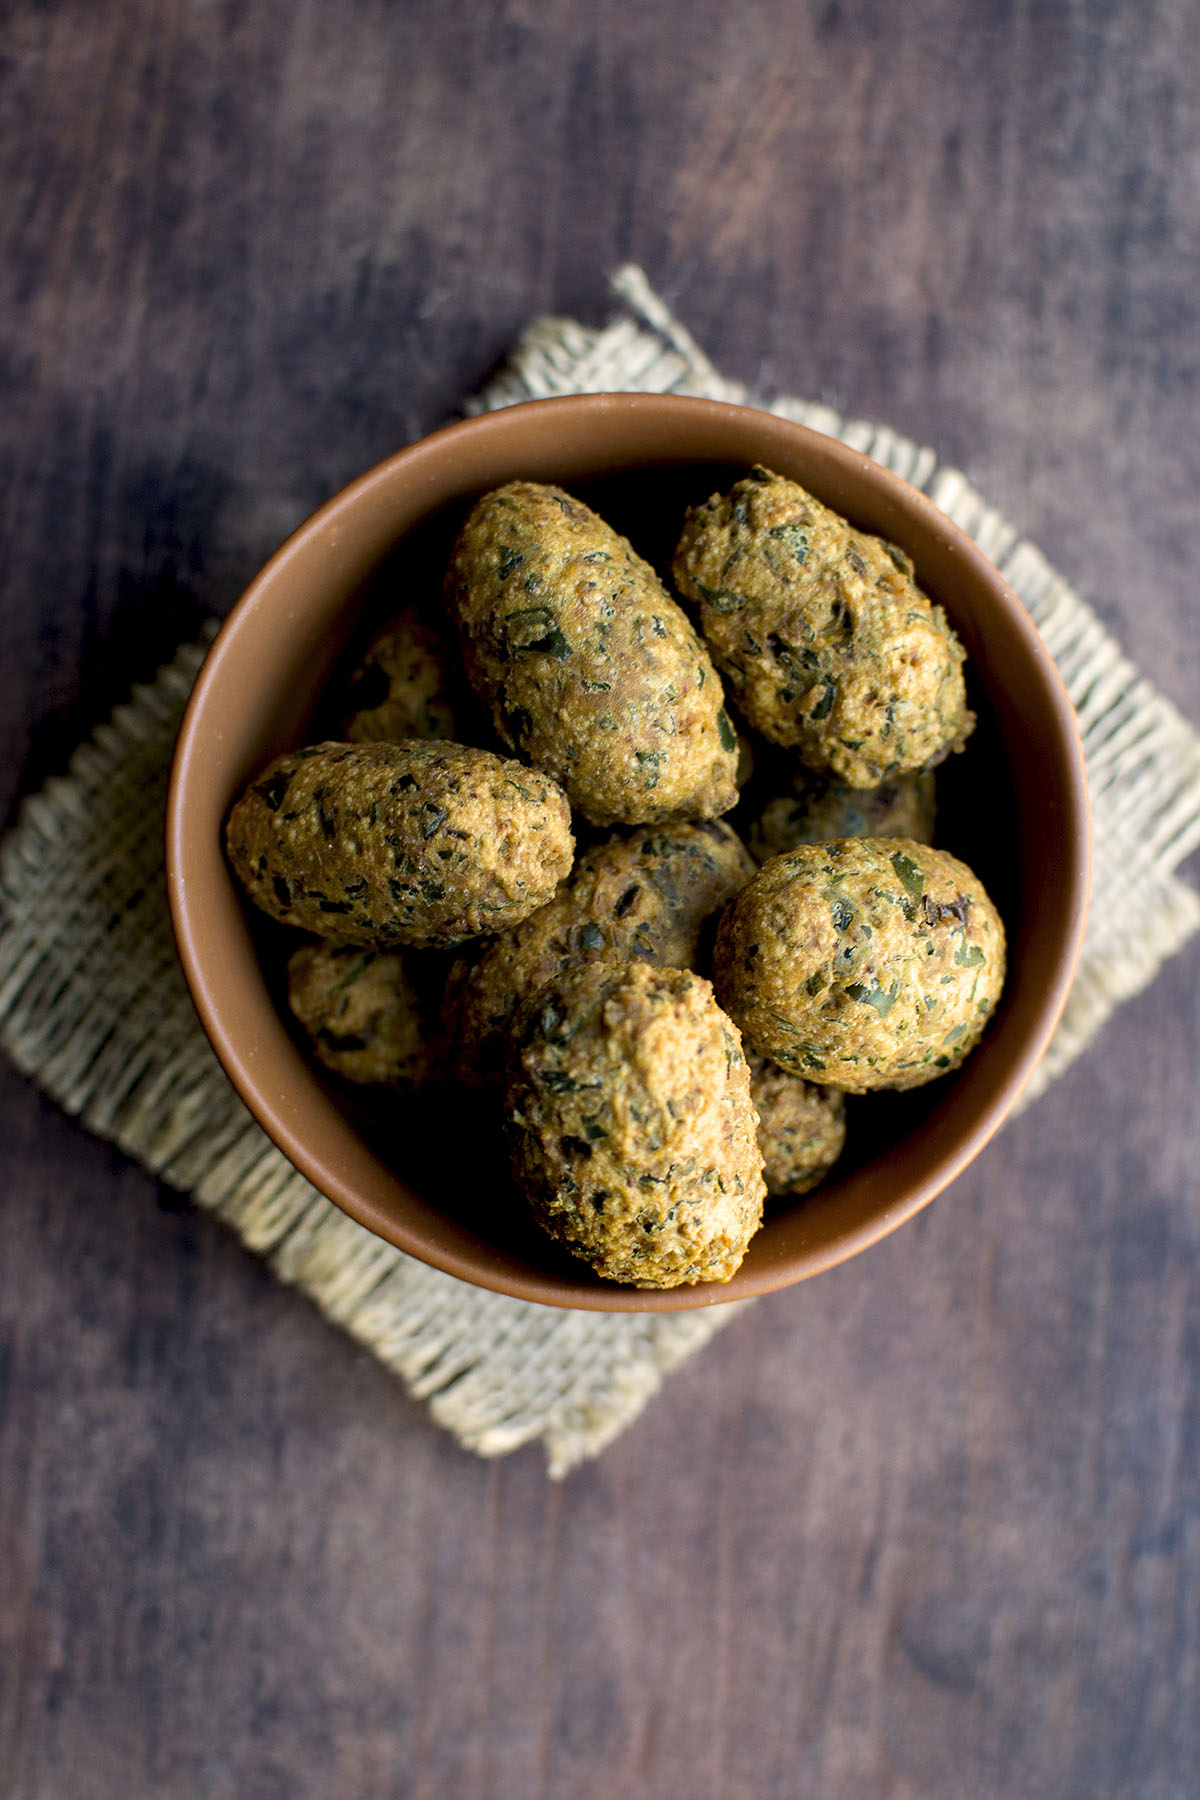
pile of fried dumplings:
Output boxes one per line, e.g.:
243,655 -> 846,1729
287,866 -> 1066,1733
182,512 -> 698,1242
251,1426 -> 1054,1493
226,467 -> 1005,1289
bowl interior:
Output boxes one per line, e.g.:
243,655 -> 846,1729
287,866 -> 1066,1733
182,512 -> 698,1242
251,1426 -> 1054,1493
167,394 -> 1089,1312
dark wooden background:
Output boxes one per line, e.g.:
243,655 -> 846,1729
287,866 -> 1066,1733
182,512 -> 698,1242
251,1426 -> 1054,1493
3,3 -> 1198,1795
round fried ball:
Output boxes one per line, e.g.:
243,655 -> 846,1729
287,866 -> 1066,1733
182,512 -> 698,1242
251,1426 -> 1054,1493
443,819 -> 756,1087
341,606 -> 463,743
673,466 -> 974,786
747,1054 -> 845,1197
713,838 -> 1005,1092
287,942 -> 444,1085
225,740 -> 573,948
747,769 -> 936,863
506,961 -> 765,1288
445,481 -> 738,826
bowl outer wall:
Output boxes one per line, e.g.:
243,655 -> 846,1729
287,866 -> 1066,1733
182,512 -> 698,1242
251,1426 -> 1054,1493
167,393 -> 1091,1313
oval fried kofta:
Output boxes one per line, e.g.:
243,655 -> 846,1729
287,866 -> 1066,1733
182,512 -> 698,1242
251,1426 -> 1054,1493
225,740 -> 573,948
341,606 -> 464,744
443,819 -> 756,1087
445,481 -> 739,826
287,941 -> 445,1085
713,838 -> 1005,1091
673,466 -> 974,786
507,961 -> 765,1288
747,1054 -> 846,1197
746,768 -> 936,863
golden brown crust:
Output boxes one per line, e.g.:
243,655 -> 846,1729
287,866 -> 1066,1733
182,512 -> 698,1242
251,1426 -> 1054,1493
506,961 -> 765,1287
445,482 -> 739,826
747,1054 -> 845,1196
341,606 -> 462,743
225,740 -> 574,948
443,819 -> 756,1087
713,838 -> 1006,1092
746,769 -> 937,863
673,467 -> 974,786
287,942 -> 444,1085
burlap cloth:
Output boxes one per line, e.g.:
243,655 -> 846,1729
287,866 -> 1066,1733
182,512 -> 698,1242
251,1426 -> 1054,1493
3,268 -> 1199,1477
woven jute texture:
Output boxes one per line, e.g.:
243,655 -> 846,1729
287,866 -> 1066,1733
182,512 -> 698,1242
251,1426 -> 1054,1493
3,268 -> 1199,1477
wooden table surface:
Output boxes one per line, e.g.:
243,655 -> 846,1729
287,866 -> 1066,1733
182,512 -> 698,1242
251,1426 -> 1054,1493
3,4 -> 1198,1796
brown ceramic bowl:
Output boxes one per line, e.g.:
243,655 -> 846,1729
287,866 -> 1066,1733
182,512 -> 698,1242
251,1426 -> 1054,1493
166,393 -> 1090,1312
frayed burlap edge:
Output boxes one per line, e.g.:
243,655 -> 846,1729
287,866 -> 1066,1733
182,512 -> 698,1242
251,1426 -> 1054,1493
1,270 -> 1197,1476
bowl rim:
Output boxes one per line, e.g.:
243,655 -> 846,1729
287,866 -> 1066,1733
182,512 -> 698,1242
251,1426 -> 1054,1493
167,392 -> 1092,1312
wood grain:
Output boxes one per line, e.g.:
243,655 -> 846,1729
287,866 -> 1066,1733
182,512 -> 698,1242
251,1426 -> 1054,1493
1,1 -> 1198,1794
